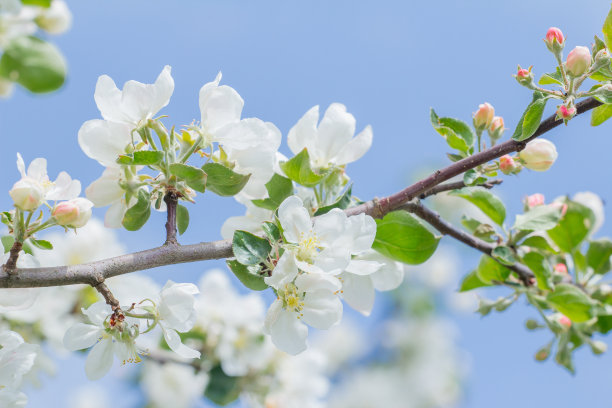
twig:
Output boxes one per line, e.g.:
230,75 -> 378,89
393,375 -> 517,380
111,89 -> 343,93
419,179 -> 503,199
3,240 -> 22,275
400,201 -> 535,285
164,191 -> 179,246
93,281 -> 120,310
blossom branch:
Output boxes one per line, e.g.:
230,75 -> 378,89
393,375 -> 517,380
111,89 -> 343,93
418,179 -> 503,199
93,281 -> 120,310
400,201 -> 535,285
3,240 -> 22,274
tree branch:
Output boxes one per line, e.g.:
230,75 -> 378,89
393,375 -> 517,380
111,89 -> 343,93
400,201 -> 534,285
164,191 -> 179,246
3,240 -> 22,274
93,281 -> 120,310
419,179 -> 503,199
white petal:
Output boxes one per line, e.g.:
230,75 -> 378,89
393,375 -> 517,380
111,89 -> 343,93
335,213 -> 377,253
339,272 -> 375,316
315,103 -> 355,166
220,215 -> 263,240
313,208 -> 347,245
0,288 -> 38,312
371,260 -> 405,291
46,171 -> 81,201
332,125 -> 373,165
16,153 -> 26,178
301,291 -> 343,329
266,303 -> 308,355
62,324 -> 102,351
85,168 -> 124,207
295,272 -> 341,293
85,337 -> 114,380
82,301 -> 112,326
78,119 -> 132,167
199,73 -> 243,134
104,201 -> 127,229
162,327 -> 201,359
27,157 -> 48,182
95,75 -> 131,124
287,105 -> 319,156
265,252 -> 299,289
344,259 -> 382,276
313,246 -> 351,276
278,195 -> 311,243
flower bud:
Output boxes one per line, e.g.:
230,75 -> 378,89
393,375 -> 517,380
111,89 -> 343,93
35,0 -> 72,34
473,102 -> 495,131
525,319 -> 541,330
535,348 -> 550,361
499,155 -> 521,175
514,65 -> 535,88
558,315 -> 572,329
9,179 -> 45,211
554,263 -> 568,275
591,48 -> 611,71
526,193 -> 545,208
590,340 -> 607,355
556,104 -> 576,122
519,139 -> 558,171
52,198 -> 93,228
566,46 -> 592,77
544,27 -> 565,53
488,116 -> 505,142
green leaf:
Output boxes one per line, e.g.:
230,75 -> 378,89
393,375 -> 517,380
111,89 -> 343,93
450,187 -> 506,226
547,200 -> 595,252
232,230 -> 272,265
591,104 -> 612,126
0,36 -> 66,93
459,270 -> 490,291
512,92 -> 546,141
169,163 -> 207,193
279,149 -> 328,187
176,204 -> 189,235
116,151 -> 165,166
261,221 -> 281,242
447,153 -> 464,162
201,162 -> 251,197
373,211 -> 440,264
22,0 -> 51,6
122,190 -> 151,231
251,174 -> 294,210
476,255 -> 511,284
523,252 -> 553,290
1,236 -> 14,253
587,238 -> 612,274
603,4 -> 612,51
520,98 -> 548,141
519,235 -> 557,253
430,109 -> 474,151
314,185 -> 353,215
438,117 -> 475,147
513,204 -> 564,231
226,259 -> 268,291
461,216 -> 497,242
204,365 -> 241,406
29,238 -> 53,250
491,246 -> 517,266
538,69 -> 563,86
547,284 -> 595,323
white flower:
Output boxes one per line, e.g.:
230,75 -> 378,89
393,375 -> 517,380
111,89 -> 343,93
220,194 -> 274,239
573,191 -> 605,235
141,361 -> 209,408
156,281 -> 201,359
78,120 -> 133,168
198,71 -> 243,145
0,388 -> 27,408
264,255 -> 343,354
85,167 -> 132,228
36,0 -> 72,34
94,65 -> 174,129
63,301 -> 143,380
0,331 -> 38,389
287,103 -> 372,169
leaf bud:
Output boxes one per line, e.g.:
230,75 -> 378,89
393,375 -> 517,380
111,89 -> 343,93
535,348 -> 550,361
566,46 -> 592,77
519,139 -> 558,171
525,319 -> 541,330
592,48 -> 611,72
589,340 -> 607,355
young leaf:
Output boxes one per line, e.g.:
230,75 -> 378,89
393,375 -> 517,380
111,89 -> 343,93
29,238 -> 53,250
251,174 -> 294,210
459,270 -> 490,291
519,235 -> 557,253
430,108 -> 474,151
538,70 -> 563,86
520,98 -> 548,141
204,364 -> 242,406
169,163 -> 207,193
513,204 -> 564,231
373,211 -> 440,265
450,187 -> 506,226
512,92 -> 546,141
314,185 -> 353,215
279,149 -> 328,187
491,246 -> 517,266
547,284 -> 595,323
603,4 -> 612,52
547,200 -> 595,252
522,252 -> 553,290
201,162 -> 251,197
476,255 -> 510,284
226,260 -> 268,291
176,204 -> 189,235
261,222 -> 281,243
0,36 -> 66,93
122,190 -> 151,231
591,104 -> 612,126
587,238 -> 612,275
1,236 -> 14,253
232,230 -> 272,265
22,0 -> 52,6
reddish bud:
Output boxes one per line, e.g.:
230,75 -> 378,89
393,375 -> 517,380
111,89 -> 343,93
499,155 -> 520,175
554,263 -> 568,275
514,65 -> 535,88
556,104 -> 577,121
558,315 -> 572,328
527,193 -> 545,207
544,27 -> 565,54
473,102 -> 495,131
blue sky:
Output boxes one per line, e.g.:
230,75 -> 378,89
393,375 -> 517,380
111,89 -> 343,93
3,0 -> 612,406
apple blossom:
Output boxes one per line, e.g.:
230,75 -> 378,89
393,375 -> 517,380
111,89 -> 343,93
472,102 -> 494,131
52,197 -> 93,228
519,138 -> 558,171
554,263 -> 568,275
221,195 -> 274,239
514,65 -> 534,88
566,46 -> 592,77
287,103 -> 372,169
35,0 -> 72,34
78,120 -> 133,168
141,361 -> 209,408
573,191 -> 605,235
85,167 -> 133,228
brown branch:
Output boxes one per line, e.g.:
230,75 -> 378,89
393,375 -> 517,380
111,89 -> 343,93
400,201 -> 534,285
93,281 -> 120,310
419,179 -> 503,199
3,240 -> 22,275
346,97 -> 601,218
164,191 -> 179,246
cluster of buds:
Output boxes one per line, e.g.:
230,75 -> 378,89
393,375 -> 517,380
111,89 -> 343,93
518,139 -> 558,172
499,154 -> 521,175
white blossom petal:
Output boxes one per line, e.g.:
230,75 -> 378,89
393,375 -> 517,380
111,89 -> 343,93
85,337 -> 114,380
78,120 -> 133,168
315,103 -> 356,166
199,72 -> 244,134
287,105 -> 319,155
278,195 -> 311,243
162,327 -> 201,359
339,272 -> 375,316
332,125 -> 373,165
63,323 -> 102,351
265,300 -> 308,355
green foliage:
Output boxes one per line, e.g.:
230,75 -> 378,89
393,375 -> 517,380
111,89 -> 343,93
202,163 -> 250,197
204,365 -> 241,406
176,204 -> 189,235
314,185 -> 352,215
538,69 -> 563,86
116,151 -> 165,166
226,260 -> 268,291
450,187 -> 506,226
251,174 -> 294,210
522,252 -> 553,290
459,270 -> 490,291
169,163 -> 207,193
475,255 -> 510,284
232,230 -> 272,266
373,211 -> 440,265
430,108 -> 473,153
586,238 -> 612,274
22,0 -> 52,6
519,235 -> 557,253
591,104 -> 612,126
28,238 -> 53,250
603,5 -> 612,52
279,148 -> 328,187
547,284 -> 595,323
512,92 -> 547,141
0,36 -> 66,93
513,204 -> 564,231
122,190 -> 151,231
547,200 -> 595,252
491,246 -> 517,266
261,221 -> 281,243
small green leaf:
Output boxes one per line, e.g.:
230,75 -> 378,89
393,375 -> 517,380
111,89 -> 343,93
204,365 -> 241,406
261,222 -> 281,242
450,187 -> 506,226
476,255 -> 511,284
430,108 -> 474,151
459,270 -> 490,291
587,238 -> 612,274
538,70 -> 563,86
547,284 -> 594,323
232,230 -> 272,265
462,169 -> 486,186
591,104 -> 612,126
0,36 -> 66,93
447,153 -> 464,162
520,98 -> 548,141
372,211 -> 440,265
251,174 -> 294,210
491,246 -> 517,266
314,185 -> 353,215
226,260 -> 268,291
279,149 -> 328,187
519,235 -> 557,253
461,216 -> 497,242
122,190 -> 151,231
438,117 -> 474,147
133,151 -> 165,165
29,238 -> 53,250
176,205 -> 189,235
513,204 -> 564,231
201,162 -> 251,197
523,252 -> 553,290
1,236 -> 15,253
512,92 -> 546,141
169,163 -> 207,193
547,200 -> 595,252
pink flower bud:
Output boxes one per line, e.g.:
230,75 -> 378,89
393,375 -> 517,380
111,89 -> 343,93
519,139 -> 558,171
554,263 -> 568,275
473,102 -> 495,131
9,178 -> 45,211
499,155 -> 520,175
544,27 -> 565,52
527,193 -> 545,207
487,116 -> 505,142
558,315 -> 572,328
514,65 -> 535,88
566,46 -> 592,77
556,105 -> 576,121
52,198 -> 93,228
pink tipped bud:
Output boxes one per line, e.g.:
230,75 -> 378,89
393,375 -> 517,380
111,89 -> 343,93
52,198 -> 93,228
514,65 -> 535,88
544,27 -> 565,52
556,104 -> 577,122
473,102 -> 495,131
551,202 -> 568,217
499,155 -> 521,175
566,46 -> 592,77
488,116 -> 505,142
519,139 -> 558,171
554,263 -> 568,275
527,193 -> 545,208
558,315 -> 572,328
9,178 -> 45,211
